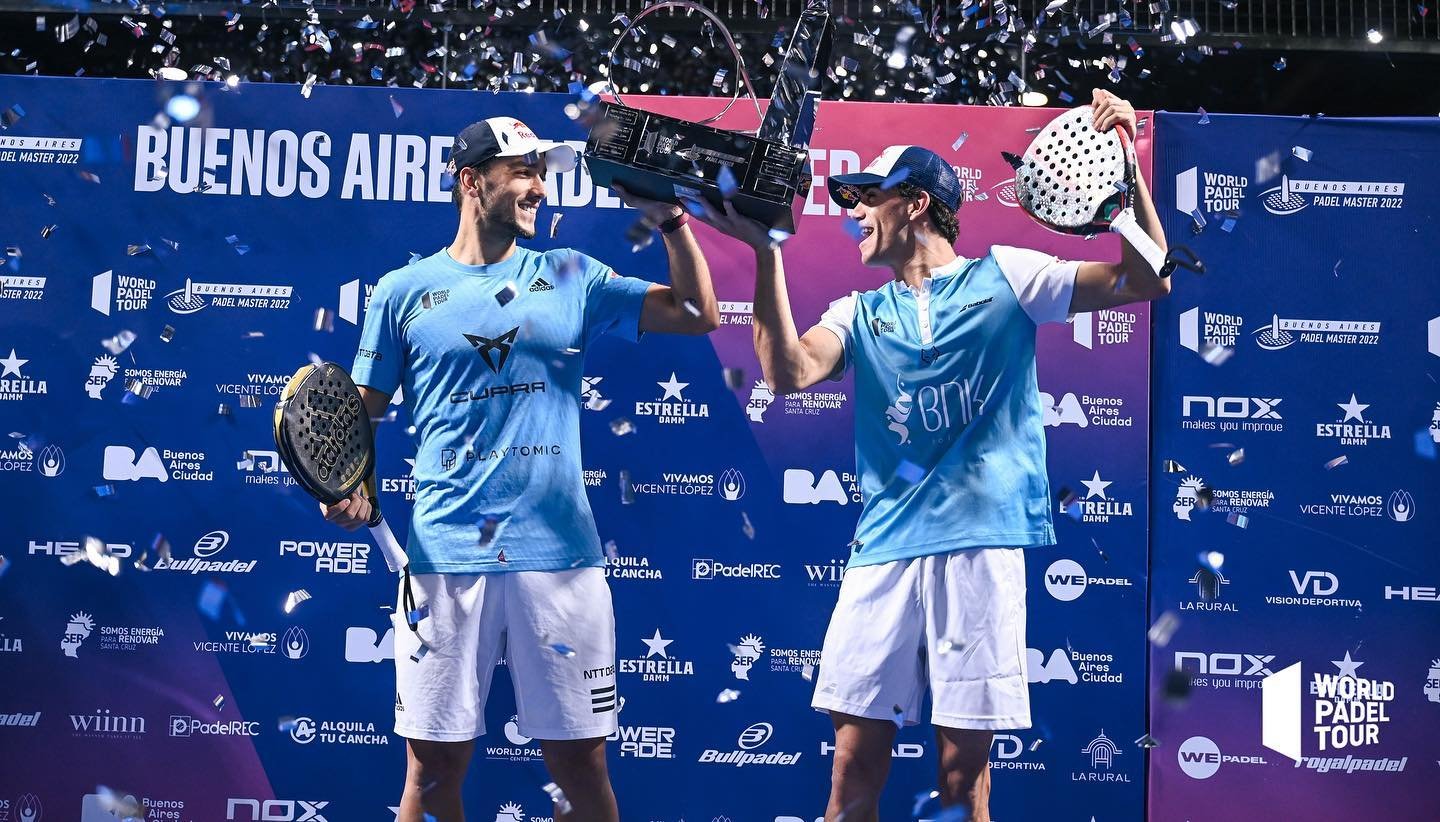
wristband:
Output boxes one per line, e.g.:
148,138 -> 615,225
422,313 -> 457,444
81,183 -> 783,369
658,212 -> 690,234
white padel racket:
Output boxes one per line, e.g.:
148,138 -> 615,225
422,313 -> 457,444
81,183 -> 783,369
1003,106 -> 1201,277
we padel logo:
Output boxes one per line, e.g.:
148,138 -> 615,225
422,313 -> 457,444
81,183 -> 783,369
1043,559 -> 1132,601
1252,313 -> 1381,351
463,327 -> 519,373
1260,174 -> 1405,216
165,277 -> 294,314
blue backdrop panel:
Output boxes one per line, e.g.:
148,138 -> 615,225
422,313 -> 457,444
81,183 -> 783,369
0,76 -> 1150,822
1148,112 -> 1440,821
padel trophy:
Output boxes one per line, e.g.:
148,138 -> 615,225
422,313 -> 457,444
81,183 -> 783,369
583,0 -> 833,232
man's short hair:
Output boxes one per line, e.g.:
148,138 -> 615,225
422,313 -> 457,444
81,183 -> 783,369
897,181 -> 959,244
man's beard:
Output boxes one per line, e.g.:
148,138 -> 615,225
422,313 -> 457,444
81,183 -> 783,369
478,200 -> 536,240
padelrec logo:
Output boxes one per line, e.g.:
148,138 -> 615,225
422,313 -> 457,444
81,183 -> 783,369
1262,652 -> 1405,773
1259,174 -> 1405,216
692,559 -> 781,581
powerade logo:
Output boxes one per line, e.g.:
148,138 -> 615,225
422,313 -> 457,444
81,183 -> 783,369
692,560 -> 781,581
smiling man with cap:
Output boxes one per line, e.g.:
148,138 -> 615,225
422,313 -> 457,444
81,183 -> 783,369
320,115 -> 720,822
691,89 -> 1169,821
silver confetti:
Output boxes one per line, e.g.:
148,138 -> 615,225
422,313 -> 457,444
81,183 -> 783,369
716,688 -> 741,704
609,417 -> 636,437
283,589 -> 312,614
101,330 -> 137,355
1226,447 -> 1245,466
213,694 -> 225,710
541,782 -> 572,816
1324,455 -> 1349,470
1147,611 -> 1180,646
495,282 -> 518,306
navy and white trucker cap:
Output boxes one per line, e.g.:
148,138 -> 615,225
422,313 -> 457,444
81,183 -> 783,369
827,145 -> 963,212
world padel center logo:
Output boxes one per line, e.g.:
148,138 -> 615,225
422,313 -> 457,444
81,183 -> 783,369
1258,174 -> 1405,216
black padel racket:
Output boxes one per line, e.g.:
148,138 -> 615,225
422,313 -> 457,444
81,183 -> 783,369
273,361 -> 409,574
1003,106 -> 1202,277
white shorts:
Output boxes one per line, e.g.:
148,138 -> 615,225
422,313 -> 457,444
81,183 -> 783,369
811,547 -> 1030,730
393,567 -> 618,743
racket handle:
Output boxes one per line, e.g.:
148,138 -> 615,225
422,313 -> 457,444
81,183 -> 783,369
368,517 -> 410,575
1109,208 -> 1168,276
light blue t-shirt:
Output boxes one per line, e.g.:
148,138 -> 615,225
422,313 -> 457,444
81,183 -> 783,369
817,245 -> 1078,568
352,246 -> 652,574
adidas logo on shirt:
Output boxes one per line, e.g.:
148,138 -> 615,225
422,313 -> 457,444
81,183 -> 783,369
529,278 -> 554,292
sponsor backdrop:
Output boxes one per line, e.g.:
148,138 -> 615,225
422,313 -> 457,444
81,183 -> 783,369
1149,113 -> 1440,820
0,77 -> 1151,820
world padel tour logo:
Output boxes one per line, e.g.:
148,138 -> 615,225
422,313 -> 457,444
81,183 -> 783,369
1175,166 -> 1248,217
1261,652 -> 1407,774
164,277 -> 294,314
1252,313 -> 1381,351
1259,174 -> 1405,216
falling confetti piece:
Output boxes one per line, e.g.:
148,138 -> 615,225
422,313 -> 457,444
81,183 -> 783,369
1163,668 -> 1193,701
93,484 -> 116,498
603,540 -> 619,561
1196,107 -> 1210,125
101,330 -> 137,355
619,469 -> 635,504
301,74 -> 317,98
478,514 -> 501,548
1414,428 -> 1438,460
1135,733 -> 1160,748
1147,611 -> 1180,646
0,103 -> 25,129
896,459 -> 925,484
1198,550 -> 1224,572
841,217 -> 864,241
313,307 -> 335,333
937,638 -> 961,654
249,635 -> 271,650
159,325 -> 175,342
766,228 -> 793,248
550,213 -> 563,239
1273,57 -> 1287,70
240,395 -> 261,409
389,94 -> 404,118
1162,459 -> 1186,473
217,403 -> 233,416
278,716 -> 300,733
213,695 -> 225,710
495,282 -> 518,306
801,663 -> 815,682
741,511 -> 756,540
951,131 -> 969,151
880,166 -> 911,190
198,580 -> 228,620
1291,146 -> 1313,162
1324,455 -> 1349,470
125,379 -> 154,400
1199,343 -> 1234,366
541,783 -> 572,816
549,642 -> 577,658
716,688 -> 741,704
722,367 -> 746,392
891,704 -> 906,728
1226,447 -> 1245,466
40,225 -> 57,239
717,165 -> 739,199
0,555 -> 10,579
1226,512 -> 1249,529
283,589 -> 312,614
682,299 -> 702,318
609,417 -> 636,437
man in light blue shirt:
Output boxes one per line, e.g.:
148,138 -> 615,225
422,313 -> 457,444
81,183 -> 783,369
324,116 -> 718,822
693,90 -> 1168,821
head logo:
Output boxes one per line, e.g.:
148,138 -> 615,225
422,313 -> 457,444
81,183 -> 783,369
1044,559 -> 1087,601
280,626 -> 309,660
1177,735 -> 1223,779
85,355 -> 118,400
36,444 -> 64,478
495,802 -> 525,822
61,611 -> 94,658
738,722 -> 773,750
717,469 -> 746,501
1081,730 -> 1121,769
289,717 -> 317,744
463,327 -> 519,373
194,530 -> 230,558
1387,490 -> 1415,522
1174,476 -> 1206,521
102,445 -> 168,482
732,634 -> 766,681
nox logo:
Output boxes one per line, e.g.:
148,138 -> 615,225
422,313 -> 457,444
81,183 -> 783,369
1174,652 -> 1276,677
463,327 -> 519,373
1289,570 -> 1339,596
1182,396 -> 1282,419
225,799 -> 328,821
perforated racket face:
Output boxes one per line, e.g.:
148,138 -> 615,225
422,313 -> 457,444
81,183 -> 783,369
274,362 -> 373,505
1012,106 -> 1129,232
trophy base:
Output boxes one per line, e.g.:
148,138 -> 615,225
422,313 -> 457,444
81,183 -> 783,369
584,102 -> 812,233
